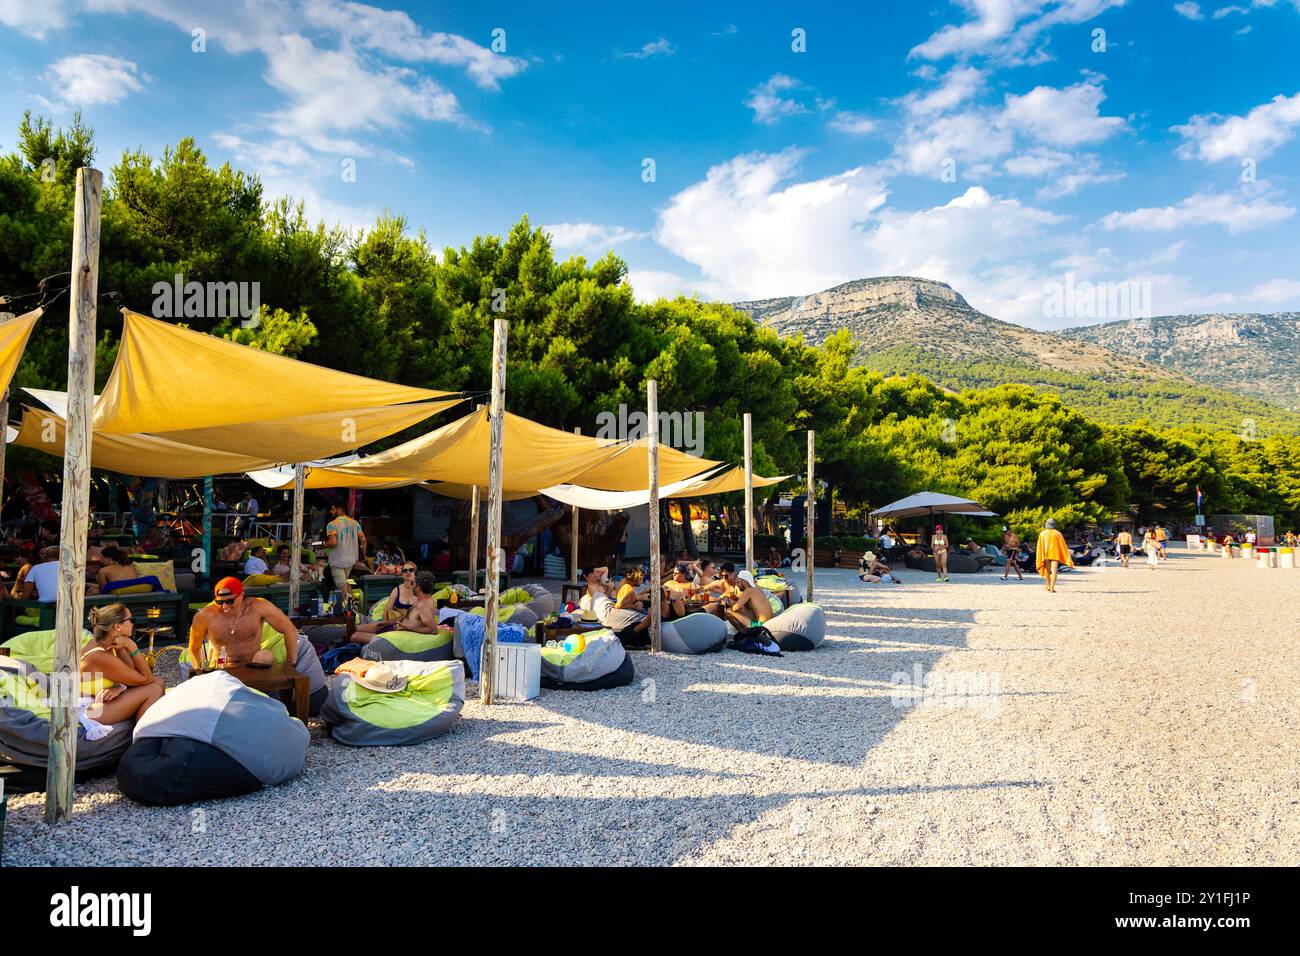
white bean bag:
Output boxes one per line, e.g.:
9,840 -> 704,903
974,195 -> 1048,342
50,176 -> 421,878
117,671 -> 308,805
661,613 -> 729,655
521,583 -> 557,619
322,660 -> 465,746
765,603 -> 826,651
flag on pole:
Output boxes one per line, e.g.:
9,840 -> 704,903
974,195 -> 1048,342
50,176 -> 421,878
1196,485 -> 1203,511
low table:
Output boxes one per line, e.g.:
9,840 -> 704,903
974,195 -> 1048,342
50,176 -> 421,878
195,662 -> 311,722
291,613 -> 355,639
560,582 -> 585,607
534,621 -> 605,643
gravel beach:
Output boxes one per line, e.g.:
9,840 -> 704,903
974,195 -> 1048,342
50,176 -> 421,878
6,547 -> 1298,866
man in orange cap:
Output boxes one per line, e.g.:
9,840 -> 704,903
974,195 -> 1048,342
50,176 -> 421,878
1034,518 -> 1074,593
188,576 -> 301,671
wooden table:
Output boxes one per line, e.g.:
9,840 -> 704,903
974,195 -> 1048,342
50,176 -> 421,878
196,662 -> 311,722
291,613 -> 355,639
534,621 -> 605,643
560,582 -> 585,607
437,597 -> 485,611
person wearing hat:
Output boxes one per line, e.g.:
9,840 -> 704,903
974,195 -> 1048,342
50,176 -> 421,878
931,525 -> 950,583
188,576 -> 302,672
1034,519 -> 1074,593
717,562 -> 775,629
1000,525 -> 1023,581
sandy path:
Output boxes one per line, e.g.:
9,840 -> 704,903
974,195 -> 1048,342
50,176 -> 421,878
6,547 -> 1297,865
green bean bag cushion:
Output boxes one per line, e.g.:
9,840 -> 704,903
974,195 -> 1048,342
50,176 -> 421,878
539,631 -> 634,691
321,659 -> 464,746
2,628 -> 92,673
660,612 -> 729,655
0,656 -> 134,771
117,670 -> 309,805
500,587 -> 533,607
765,603 -> 826,651
369,596 -> 390,623
362,627 -> 454,663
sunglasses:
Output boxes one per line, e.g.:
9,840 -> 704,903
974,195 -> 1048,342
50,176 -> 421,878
214,596 -> 237,605
401,566 -> 417,573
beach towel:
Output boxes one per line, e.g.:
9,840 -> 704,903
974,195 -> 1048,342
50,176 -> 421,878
454,612 -> 527,679
1035,528 -> 1074,577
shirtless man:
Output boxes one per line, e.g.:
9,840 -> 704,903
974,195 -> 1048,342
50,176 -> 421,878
354,571 -> 440,645
188,576 -> 301,668
1115,528 -> 1134,568
1000,525 -> 1022,581
717,562 -> 774,629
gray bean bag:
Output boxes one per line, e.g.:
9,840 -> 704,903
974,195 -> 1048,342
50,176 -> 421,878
539,632 -> 634,691
521,583 -> 556,619
362,628 -> 454,664
0,656 -> 133,772
661,613 -> 729,655
765,603 -> 827,651
321,660 -> 465,746
117,671 -> 309,804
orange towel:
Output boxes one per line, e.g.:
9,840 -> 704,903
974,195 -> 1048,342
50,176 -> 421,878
334,658 -> 373,678
1035,528 -> 1074,576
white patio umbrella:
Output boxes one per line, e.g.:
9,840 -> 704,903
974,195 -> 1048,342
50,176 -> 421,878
870,492 -> 997,536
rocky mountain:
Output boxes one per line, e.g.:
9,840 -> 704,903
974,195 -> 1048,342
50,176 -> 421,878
731,276 -> 1300,435
1061,312 -> 1300,412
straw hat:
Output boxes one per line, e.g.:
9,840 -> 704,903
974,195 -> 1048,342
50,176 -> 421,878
353,662 -> 407,693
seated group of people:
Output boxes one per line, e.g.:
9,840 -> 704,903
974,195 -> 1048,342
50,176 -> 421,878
4,543 -> 155,602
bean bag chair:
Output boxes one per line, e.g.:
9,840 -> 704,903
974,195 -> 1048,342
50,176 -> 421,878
660,612 -> 729,655
765,603 -> 826,651
181,623 -> 328,716
0,656 -> 134,772
592,595 -> 645,636
521,583 -> 556,619
117,671 -> 309,805
540,632 -> 634,691
361,627 -> 454,663
134,560 -> 178,591
468,602 -> 538,631
321,660 -> 465,746
2,628 -> 91,674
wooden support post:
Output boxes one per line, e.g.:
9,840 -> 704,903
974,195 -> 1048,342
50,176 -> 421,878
468,403 -> 483,590
647,380 -> 661,653
46,167 -> 102,824
743,412 -> 754,577
289,463 -> 305,613
202,476 -> 213,586
480,320 -> 507,704
806,429 -> 815,604
571,427 -> 581,582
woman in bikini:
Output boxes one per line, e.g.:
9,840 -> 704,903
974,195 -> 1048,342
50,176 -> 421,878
353,561 -> 421,639
79,603 -> 165,726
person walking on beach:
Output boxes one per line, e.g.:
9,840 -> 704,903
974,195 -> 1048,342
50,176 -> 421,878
1142,527 -> 1159,568
932,524 -> 950,582
1154,524 -> 1168,561
1035,518 -> 1073,593
1000,525 -> 1023,581
1115,528 -> 1133,568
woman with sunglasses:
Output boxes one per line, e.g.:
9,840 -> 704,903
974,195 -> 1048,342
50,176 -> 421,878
79,603 -> 165,727
352,563 -> 421,639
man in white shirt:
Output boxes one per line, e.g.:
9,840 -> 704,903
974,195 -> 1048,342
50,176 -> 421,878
243,546 -> 269,576
20,547 -> 61,601
880,530 -> 896,549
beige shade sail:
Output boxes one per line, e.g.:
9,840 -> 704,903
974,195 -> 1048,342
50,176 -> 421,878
14,404 -> 276,478
564,438 -> 723,491
93,309 -> 458,438
672,466 -> 792,498
0,309 -> 40,396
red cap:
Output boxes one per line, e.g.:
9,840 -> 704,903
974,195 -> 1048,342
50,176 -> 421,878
214,576 -> 244,597
935,524 -> 943,532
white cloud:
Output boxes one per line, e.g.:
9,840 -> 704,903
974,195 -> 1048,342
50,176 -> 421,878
901,65 -> 985,116
910,0 -> 1127,62
1002,80 -> 1126,145
626,269 -> 726,302
827,111 -> 877,135
544,222 -> 648,255
1246,277 -> 1300,303
896,110 -> 1015,175
614,37 -> 675,60
1174,91 -> 1300,161
1100,191 -> 1295,233
745,74 -> 809,124
1174,2 -> 1204,18
0,0 -> 69,37
43,54 -> 146,107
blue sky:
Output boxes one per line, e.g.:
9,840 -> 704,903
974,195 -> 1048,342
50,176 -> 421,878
2,0 -> 1299,329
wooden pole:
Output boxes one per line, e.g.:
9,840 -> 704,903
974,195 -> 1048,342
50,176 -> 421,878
46,167 -> 102,823
647,380 -> 661,653
480,319 -> 507,704
468,404 -> 483,590
743,412 -> 754,576
289,463 -> 305,613
570,427 -> 581,583
806,429 -> 815,603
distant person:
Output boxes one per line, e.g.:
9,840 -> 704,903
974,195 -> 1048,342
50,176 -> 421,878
880,529 -> 896,550
95,546 -> 139,591
1115,528 -> 1133,568
718,561 -> 775,629
931,524 -> 950,583
236,491 -> 259,536
1154,524 -> 1168,561
243,546 -> 269,577
1000,525 -> 1023,581
1034,519 -> 1073,593
324,502 -> 366,595
1142,527 -> 1159,568
18,546 -> 60,601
